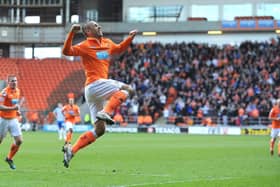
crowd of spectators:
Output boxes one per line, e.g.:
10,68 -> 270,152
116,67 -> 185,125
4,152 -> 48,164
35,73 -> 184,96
109,37 -> 280,126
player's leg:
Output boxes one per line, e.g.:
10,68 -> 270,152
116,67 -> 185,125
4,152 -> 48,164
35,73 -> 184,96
62,122 -> 74,167
58,127 -> 62,140
71,120 -> 104,154
63,85 -> 104,168
65,128 -> 73,144
71,80 -> 127,150
57,121 -> 63,140
58,127 -> 61,140
67,81 -> 130,158
270,138 -> 276,156
100,90 -> 128,119
63,122 -> 102,168
62,121 -> 73,156
6,118 -> 23,170
60,122 -> 66,140
0,118 -> 8,144
277,129 -> 280,156
62,126 -> 66,140
270,128 -> 277,156
71,99 -> 103,155
64,121 -> 73,145
96,79 -> 133,124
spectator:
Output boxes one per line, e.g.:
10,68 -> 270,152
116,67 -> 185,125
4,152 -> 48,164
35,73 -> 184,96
53,102 -> 65,140
113,112 -> 124,126
30,111 -> 39,131
107,38 -> 280,125
84,113 -> 91,124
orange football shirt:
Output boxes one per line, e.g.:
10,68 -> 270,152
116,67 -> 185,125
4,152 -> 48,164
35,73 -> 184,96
0,87 -> 20,119
63,32 -> 133,86
269,106 -> 280,128
62,104 -> 80,124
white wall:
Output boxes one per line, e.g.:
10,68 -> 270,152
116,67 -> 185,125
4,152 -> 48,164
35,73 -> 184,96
133,32 -> 280,45
123,0 -> 190,22
123,0 -> 280,21
124,0 -> 280,6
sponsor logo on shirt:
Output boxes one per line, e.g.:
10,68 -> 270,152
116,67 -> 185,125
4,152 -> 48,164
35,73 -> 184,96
96,51 -> 109,60
12,99 -> 19,104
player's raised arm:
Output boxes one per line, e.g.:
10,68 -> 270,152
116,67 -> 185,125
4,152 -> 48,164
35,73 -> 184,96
111,29 -> 137,54
62,24 -> 81,56
129,29 -> 137,39
0,104 -> 19,111
269,107 -> 280,121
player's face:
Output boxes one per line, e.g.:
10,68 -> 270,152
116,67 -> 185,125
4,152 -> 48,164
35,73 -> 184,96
8,76 -> 17,89
69,98 -> 74,105
277,100 -> 280,107
87,21 -> 103,38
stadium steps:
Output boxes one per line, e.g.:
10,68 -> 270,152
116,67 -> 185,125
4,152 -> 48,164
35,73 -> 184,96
47,69 -> 85,110
15,58 -> 84,111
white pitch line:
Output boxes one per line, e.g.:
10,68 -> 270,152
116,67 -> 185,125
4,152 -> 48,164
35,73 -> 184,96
111,176 -> 235,187
127,173 -> 170,177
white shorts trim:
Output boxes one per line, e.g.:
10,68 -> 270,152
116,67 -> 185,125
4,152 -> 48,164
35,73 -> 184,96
65,121 -> 74,131
84,79 -> 125,122
0,117 -> 22,139
271,128 -> 280,138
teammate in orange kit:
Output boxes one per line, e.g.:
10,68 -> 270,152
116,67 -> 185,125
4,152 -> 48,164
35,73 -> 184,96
0,75 -> 22,170
62,97 -> 80,148
62,21 -> 137,168
268,99 -> 280,156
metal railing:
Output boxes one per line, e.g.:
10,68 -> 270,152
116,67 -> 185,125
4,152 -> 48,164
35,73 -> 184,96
19,109 -> 272,127
164,115 -> 271,126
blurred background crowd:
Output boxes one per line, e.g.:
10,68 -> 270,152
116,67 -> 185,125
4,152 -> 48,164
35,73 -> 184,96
110,38 -> 280,126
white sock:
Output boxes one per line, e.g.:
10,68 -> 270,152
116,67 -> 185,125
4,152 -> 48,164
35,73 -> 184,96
58,129 -> 63,140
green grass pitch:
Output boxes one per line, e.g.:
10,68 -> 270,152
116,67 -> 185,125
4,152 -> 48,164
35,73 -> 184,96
0,132 -> 279,187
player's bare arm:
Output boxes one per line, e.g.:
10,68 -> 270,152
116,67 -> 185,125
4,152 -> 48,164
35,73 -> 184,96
0,104 -> 19,111
111,29 -> 138,54
70,24 -> 81,33
62,24 -> 81,55
129,29 -> 137,38
272,117 -> 280,121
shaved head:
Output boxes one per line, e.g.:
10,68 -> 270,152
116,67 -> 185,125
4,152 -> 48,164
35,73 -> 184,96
82,21 -> 103,38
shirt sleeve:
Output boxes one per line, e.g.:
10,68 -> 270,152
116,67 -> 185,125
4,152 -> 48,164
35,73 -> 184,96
62,32 -> 84,56
0,90 -> 5,104
62,106 -> 66,115
110,36 -> 133,55
0,95 -> 4,104
75,105 -> 80,115
269,108 -> 275,118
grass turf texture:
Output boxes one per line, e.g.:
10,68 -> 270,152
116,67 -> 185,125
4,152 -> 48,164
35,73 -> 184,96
0,132 -> 279,187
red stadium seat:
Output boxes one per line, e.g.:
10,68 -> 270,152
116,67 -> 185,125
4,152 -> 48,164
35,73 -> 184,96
1,58 -> 84,112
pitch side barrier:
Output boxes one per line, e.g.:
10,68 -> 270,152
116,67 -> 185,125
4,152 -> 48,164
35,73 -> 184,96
40,124 -> 271,135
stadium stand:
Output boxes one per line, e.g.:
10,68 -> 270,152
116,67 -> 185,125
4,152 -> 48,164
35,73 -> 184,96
0,58 -> 84,114
1,38 -> 278,127
109,38 -> 280,126
0,0 -> 279,126
187,17 -> 207,21
0,58 -> 19,80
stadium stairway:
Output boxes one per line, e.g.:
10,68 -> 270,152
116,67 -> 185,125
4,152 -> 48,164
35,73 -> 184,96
47,69 -> 85,109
